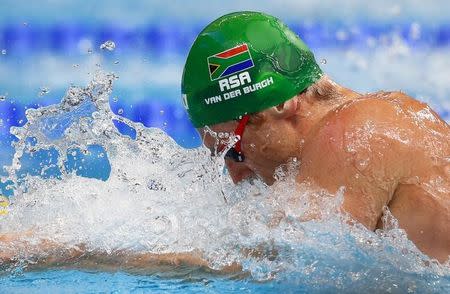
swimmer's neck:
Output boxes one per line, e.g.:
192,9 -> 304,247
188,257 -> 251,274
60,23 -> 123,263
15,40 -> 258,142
294,82 -> 360,146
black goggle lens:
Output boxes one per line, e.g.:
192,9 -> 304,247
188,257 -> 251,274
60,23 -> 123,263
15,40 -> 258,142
224,147 -> 245,162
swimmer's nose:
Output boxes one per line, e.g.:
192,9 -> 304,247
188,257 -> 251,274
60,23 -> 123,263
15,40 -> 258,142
225,159 -> 256,184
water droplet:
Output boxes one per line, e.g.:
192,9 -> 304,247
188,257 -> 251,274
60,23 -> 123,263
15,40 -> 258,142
356,158 -> 370,171
114,60 -> 119,64
87,48 -> 93,54
23,22 -> 28,26
38,87 -> 50,96
72,64 -> 79,68
18,119 -> 23,124
98,153 -> 104,158
152,215 -> 172,234
100,40 -> 116,51
112,97 -> 118,103
159,110 -> 164,115
147,180 -> 166,191
0,119 -> 3,127
320,58 -> 327,65
71,151 -> 77,156
163,122 -> 167,126
409,22 -> 421,40
0,94 -> 6,101
1,49 -> 6,55
118,108 -> 124,115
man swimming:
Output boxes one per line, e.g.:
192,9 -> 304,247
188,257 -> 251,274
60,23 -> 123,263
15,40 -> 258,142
1,11 -> 449,268
181,11 -> 450,262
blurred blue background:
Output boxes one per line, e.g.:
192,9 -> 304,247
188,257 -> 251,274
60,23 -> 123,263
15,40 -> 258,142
1,0 -> 450,176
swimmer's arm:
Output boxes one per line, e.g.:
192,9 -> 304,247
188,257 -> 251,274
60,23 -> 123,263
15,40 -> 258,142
0,232 -> 241,273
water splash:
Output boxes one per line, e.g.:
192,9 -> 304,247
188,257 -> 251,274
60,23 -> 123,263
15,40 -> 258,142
38,87 -> 50,97
0,72 -> 449,292
100,41 -> 116,51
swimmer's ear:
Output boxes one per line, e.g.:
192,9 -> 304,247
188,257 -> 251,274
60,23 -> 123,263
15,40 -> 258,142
266,96 -> 299,120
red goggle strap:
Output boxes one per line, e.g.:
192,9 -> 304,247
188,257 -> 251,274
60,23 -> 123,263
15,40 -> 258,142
234,115 -> 250,153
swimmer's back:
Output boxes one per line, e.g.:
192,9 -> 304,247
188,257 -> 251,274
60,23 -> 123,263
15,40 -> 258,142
299,90 -> 450,261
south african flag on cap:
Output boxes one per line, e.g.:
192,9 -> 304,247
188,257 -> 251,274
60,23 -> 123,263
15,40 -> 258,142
207,44 -> 254,81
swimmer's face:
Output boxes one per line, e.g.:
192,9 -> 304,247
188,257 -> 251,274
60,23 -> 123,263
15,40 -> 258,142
200,111 -> 300,185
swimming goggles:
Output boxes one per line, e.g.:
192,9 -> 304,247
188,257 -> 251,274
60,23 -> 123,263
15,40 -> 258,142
219,115 -> 250,163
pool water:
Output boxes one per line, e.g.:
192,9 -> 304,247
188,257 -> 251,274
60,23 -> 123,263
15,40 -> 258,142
1,1 -> 450,293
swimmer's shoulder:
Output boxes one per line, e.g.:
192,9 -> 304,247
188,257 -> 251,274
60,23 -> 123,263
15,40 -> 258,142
303,90 -> 449,156
361,91 -> 447,124
303,92 -> 402,147
343,90 -> 418,118
300,94 -> 403,175
301,96 -> 425,174
313,91 -> 408,132
329,91 -> 448,131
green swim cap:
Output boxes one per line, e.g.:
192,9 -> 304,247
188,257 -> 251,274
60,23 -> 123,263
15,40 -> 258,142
181,11 -> 322,128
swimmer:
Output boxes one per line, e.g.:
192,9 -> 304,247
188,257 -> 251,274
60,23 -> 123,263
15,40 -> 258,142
181,11 -> 450,262
1,11 -> 449,269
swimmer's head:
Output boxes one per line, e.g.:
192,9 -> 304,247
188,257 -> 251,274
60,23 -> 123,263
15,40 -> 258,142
181,11 -> 322,128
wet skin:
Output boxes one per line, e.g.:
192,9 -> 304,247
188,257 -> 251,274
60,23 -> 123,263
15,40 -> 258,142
0,86 -> 448,269
0,232 -> 241,274
201,89 -> 450,262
